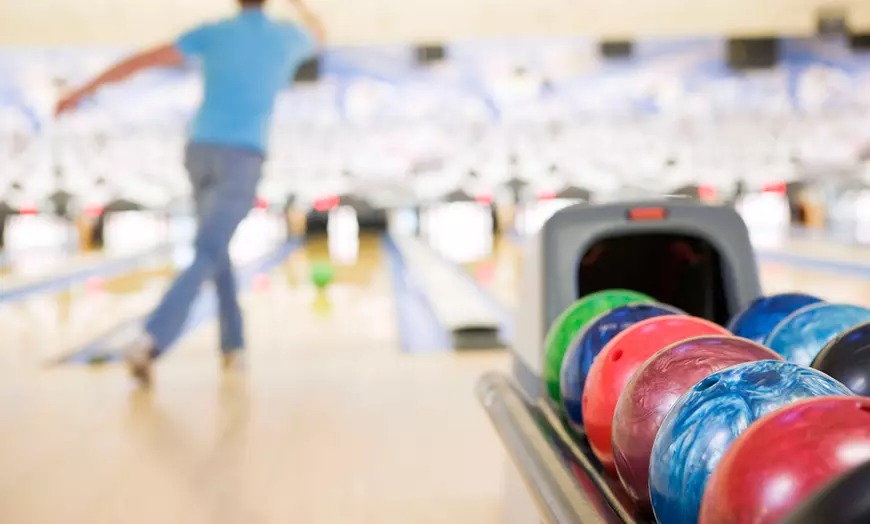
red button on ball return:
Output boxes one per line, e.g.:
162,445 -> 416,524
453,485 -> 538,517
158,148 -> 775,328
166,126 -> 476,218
627,207 -> 668,221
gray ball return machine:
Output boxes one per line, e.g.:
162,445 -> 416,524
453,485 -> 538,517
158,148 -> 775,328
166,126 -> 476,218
477,200 -> 763,523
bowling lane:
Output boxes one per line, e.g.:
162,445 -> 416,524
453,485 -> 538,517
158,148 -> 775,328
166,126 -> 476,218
0,233 -> 512,524
0,213 -> 80,275
0,259 -> 180,365
462,234 -> 522,312
751,231 -> 870,307
762,235 -> 870,266
0,221 -> 283,365
0,245 -> 151,284
0,210 -> 175,286
759,263 -> 870,307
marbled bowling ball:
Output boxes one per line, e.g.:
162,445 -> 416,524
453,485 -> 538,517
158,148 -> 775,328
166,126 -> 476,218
812,322 -> 870,397
649,360 -> 851,524
765,303 -> 870,366
560,302 -> 683,429
583,316 -> 728,472
727,293 -> 823,344
700,396 -> 870,524
612,336 -> 780,510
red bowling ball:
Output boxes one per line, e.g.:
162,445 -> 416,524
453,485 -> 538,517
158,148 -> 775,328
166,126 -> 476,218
582,315 -> 729,471
612,335 -> 780,510
700,396 -> 870,524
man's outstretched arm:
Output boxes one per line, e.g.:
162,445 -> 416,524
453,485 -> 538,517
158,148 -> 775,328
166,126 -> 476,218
55,44 -> 185,116
290,0 -> 326,46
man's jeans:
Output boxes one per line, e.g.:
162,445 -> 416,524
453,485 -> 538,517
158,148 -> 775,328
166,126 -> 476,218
145,143 -> 263,354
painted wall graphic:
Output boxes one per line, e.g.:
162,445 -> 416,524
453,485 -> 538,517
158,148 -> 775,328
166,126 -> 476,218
2,36 -> 870,129
1,35 -> 869,204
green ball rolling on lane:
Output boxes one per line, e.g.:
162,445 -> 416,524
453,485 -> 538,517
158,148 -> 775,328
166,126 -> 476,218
310,261 -> 336,290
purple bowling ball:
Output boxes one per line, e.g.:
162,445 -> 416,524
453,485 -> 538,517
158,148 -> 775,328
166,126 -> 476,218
611,335 -> 781,511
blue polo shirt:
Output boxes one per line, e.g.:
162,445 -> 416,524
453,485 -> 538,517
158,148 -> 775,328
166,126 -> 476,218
176,8 -> 316,153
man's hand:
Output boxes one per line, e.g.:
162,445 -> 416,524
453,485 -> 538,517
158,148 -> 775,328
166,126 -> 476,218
55,89 -> 89,117
289,0 -> 326,45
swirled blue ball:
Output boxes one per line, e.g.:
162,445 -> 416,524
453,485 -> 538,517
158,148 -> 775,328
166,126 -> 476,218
649,360 -> 851,524
765,303 -> 870,366
559,303 -> 683,427
727,293 -> 823,344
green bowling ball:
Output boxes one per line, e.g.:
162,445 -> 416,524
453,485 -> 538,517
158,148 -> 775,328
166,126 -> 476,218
89,353 -> 110,366
543,289 -> 655,405
310,261 -> 335,290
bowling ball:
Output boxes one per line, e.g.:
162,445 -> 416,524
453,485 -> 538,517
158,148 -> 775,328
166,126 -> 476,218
649,360 -> 851,524
812,322 -> 870,397
780,460 -> 870,524
582,315 -> 729,471
765,303 -> 870,366
700,396 -> 870,524
543,289 -> 654,404
310,261 -> 335,290
560,302 -> 683,428
727,293 -> 823,344
612,336 -> 780,510
88,353 -> 110,365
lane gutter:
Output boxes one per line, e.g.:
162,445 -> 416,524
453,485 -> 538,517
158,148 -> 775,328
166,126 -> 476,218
381,235 -> 452,353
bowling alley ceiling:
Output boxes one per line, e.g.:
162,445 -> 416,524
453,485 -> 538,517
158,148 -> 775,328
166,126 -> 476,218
1,0 -> 870,46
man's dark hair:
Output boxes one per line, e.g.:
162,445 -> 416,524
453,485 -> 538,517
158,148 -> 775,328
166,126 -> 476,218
239,0 -> 266,6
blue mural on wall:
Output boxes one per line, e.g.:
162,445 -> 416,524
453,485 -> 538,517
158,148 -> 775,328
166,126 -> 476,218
0,35 -> 869,133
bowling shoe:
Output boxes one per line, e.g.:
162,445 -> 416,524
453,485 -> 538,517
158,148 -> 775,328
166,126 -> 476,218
222,350 -> 247,372
124,334 -> 155,387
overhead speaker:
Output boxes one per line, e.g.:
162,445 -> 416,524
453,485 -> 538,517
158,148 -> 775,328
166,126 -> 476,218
599,39 -> 634,59
727,37 -> 779,70
816,7 -> 848,37
294,56 -> 321,83
415,44 -> 446,65
850,32 -> 870,51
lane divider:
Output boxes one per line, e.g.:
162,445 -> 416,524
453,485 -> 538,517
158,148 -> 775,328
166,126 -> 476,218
382,235 -> 452,353
56,239 -> 301,365
391,235 -> 505,350
0,244 -> 175,305
404,237 -> 515,347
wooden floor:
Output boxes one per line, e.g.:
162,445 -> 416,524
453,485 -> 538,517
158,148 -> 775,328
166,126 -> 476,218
0,233 -> 869,523
0,236 -> 511,524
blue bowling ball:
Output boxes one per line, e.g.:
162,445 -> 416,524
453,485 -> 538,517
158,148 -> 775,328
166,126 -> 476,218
728,293 -> 824,344
559,302 -> 682,429
765,303 -> 870,366
649,360 -> 851,524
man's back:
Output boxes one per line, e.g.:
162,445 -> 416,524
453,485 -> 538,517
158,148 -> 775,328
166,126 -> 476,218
177,8 -> 315,153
